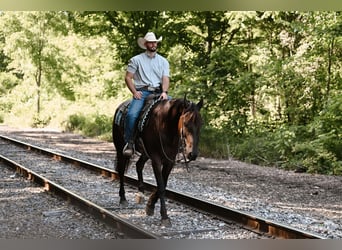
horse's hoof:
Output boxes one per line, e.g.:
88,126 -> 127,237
135,192 -> 145,204
119,200 -> 128,208
145,205 -> 154,216
161,218 -> 172,227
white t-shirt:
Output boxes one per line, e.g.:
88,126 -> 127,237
127,52 -> 170,89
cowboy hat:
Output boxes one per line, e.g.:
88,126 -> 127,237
137,32 -> 162,49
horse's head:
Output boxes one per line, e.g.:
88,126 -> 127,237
178,98 -> 203,161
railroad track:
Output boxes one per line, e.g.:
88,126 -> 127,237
0,134 -> 325,239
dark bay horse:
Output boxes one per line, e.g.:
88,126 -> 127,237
112,96 -> 203,226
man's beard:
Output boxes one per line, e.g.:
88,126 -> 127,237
147,46 -> 157,52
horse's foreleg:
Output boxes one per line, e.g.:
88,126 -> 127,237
159,163 -> 173,226
136,154 -> 148,193
146,159 -> 161,216
152,186 -> 171,227
146,188 -> 169,226
159,184 -> 168,219
135,154 -> 149,204
146,160 -> 172,226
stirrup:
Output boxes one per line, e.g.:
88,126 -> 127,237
123,142 -> 134,157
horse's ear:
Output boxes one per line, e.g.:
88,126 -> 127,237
183,94 -> 187,103
197,98 -> 203,110
182,94 -> 189,108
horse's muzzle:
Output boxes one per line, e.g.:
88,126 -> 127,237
187,152 -> 198,161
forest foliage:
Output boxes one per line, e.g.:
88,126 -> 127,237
0,11 -> 341,175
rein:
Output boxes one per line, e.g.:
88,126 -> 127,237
158,111 -> 191,172
139,111 -> 190,173
178,115 -> 191,172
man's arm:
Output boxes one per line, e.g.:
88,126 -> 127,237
125,71 -> 142,99
160,75 -> 170,99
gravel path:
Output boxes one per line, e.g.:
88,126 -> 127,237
0,125 -> 341,238
0,137 -> 261,239
0,162 -> 121,239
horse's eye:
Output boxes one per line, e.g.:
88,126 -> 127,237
185,123 -> 193,132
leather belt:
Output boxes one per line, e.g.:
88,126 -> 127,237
137,86 -> 161,92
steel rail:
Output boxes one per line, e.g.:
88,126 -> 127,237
0,152 -> 158,239
0,135 -> 326,239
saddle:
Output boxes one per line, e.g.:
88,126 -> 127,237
114,94 -> 161,135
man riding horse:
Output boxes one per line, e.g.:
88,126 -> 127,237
114,32 -> 203,226
123,31 -> 170,157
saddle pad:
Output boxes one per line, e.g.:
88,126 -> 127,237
138,99 -> 161,132
114,95 -> 161,132
114,100 -> 130,128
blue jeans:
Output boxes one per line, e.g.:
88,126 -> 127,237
124,90 -> 152,143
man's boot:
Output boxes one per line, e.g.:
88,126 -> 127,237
123,140 -> 134,157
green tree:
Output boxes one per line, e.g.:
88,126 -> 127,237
0,11 -> 81,115
0,11 -> 340,174
68,11 -> 170,66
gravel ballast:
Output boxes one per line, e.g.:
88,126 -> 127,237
0,125 -> 341,239
0,163 -> 121,239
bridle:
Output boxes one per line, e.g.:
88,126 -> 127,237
157,109 -> 193,172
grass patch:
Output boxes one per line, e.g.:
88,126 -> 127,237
64,113 -> 113,141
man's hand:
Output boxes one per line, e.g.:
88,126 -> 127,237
133,91 -> 143,99
159,92 -> 168,100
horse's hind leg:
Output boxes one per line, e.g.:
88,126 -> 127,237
146,190 -> 158,216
